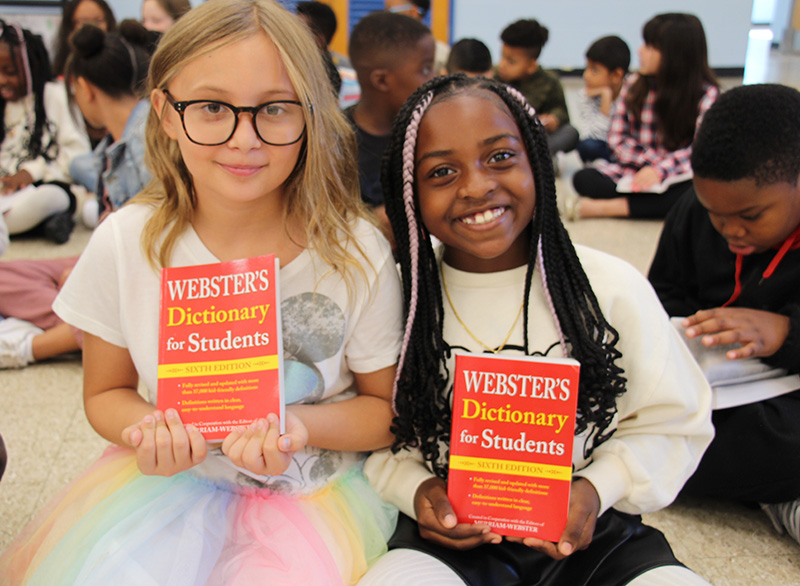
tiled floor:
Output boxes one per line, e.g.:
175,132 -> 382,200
3,41 -> 800,584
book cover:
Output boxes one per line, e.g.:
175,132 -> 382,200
448,352 -> 580,542
156,255 -> 284,441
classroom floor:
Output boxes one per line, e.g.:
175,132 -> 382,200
3,40 -> 800,584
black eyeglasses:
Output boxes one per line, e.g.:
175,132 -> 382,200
163,90 -> 306,146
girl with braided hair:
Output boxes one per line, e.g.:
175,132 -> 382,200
0,21 -> 90,243
361,74 -> 714,586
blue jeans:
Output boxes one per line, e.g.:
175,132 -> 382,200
69,152 -> 98,193
577,138 -> 611,163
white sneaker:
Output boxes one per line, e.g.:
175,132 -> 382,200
0,318 -> 43,369
762,499 -> 800,545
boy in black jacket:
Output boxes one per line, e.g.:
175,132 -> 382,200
649,83 -> 800,544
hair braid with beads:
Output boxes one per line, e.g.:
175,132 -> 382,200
382,74 -> 627,479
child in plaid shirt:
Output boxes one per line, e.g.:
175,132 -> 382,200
571,13 -> 718,219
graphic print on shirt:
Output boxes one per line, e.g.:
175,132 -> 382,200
238,292 -> 349,492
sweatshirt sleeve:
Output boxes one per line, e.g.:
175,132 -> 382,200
18,82 -> 90,183
363,447 -> 437,519
647,191 -> 705,317
573,250 -> 714,516
764,303 -> 800,375
541,73 -> 570,125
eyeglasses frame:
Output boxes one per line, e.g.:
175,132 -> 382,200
162,89 -> 307,147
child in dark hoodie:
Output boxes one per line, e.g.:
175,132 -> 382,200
649,83 -> 800,545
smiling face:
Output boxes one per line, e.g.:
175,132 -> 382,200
0,41 -> 25,102
152,32 -> 304,216
694,175 -> 800,255
415,92 -> 535,273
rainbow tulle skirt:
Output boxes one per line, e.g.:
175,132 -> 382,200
0,446 -> 397,585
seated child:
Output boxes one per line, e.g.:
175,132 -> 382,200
360,74 -> 714,586
570,14 -> 718,220
577,35 -> 630,164
0,20 -> 152,370
0,21 -> 91,244
649,83 -> 800,545
495,18 -> 578,157
345,11 -> 435,240
445,38 -> 492,77
0,1 -> 402,582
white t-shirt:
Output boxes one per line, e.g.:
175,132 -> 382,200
54,203 -> 403,493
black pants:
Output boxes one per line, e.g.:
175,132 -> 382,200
388,510 -> 682,586
572,168 -> 691,219
682,389 -> 800,504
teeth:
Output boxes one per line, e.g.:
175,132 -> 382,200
462,208 -> 504,225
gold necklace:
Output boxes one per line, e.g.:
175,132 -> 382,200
441,269 -> 524,354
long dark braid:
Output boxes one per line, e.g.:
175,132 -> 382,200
0,22 -> 54,164
383,75 -> 627,479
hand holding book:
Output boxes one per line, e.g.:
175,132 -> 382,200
414,477 -> 502,550
121,408 -> 208,476
505,478 -> 600,560
222,410 -> 308,477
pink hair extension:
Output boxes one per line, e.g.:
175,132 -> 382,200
9,23 -> 32,98
505,86 -> 538,121
392,90 -> 434,413
506,85 -> 564,352
535,236 -> 567,354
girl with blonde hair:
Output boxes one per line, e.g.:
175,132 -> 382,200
0,1 -> 401,583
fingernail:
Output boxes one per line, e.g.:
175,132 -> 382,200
560,542 -> 574,555
154,411 -> 164,422
443,513 -> 456,527
143,415 -> 154,425
267,413 -> 278,424
491,537 -> 502,544
166,408 -> 178,419
280,437 -> 290,450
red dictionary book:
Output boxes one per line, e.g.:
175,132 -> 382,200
448,352 -> 580,542
156,255 -> 284,441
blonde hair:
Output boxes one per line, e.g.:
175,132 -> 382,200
137,0 -> 369,284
